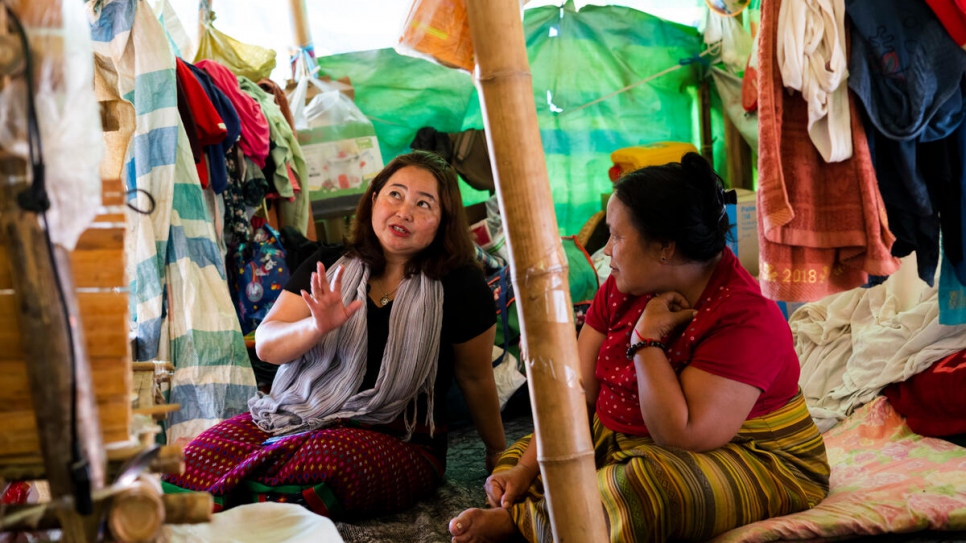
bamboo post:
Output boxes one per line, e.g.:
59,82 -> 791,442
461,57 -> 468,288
464,2 -> 608,542
288,0 -> 313,53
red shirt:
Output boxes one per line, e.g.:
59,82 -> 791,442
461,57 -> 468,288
585,248 -> 800,436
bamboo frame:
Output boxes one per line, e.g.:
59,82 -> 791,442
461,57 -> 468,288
464,1 -> 608,541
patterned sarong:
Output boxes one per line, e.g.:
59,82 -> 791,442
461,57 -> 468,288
162,413 -> 443,518
497,392 -> 829,543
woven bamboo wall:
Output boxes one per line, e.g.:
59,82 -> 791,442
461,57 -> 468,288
0,178 -> 131,459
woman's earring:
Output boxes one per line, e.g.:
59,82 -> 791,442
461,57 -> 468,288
660,256 -> 667,262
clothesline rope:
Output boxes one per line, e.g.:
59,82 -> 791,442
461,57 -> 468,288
557,42 -> 721,117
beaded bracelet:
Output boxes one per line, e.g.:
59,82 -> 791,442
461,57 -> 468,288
626,338 -> 667,359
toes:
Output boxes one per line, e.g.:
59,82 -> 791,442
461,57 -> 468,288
449,509 -> 477,537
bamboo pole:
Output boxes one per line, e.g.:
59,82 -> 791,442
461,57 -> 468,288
464,2 -> 608,542
288,0 -> 313,53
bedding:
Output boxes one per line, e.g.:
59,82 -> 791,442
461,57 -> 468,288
713,396 -> 966,542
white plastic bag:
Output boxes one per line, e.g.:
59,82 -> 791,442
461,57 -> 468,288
289,53 -> 384,198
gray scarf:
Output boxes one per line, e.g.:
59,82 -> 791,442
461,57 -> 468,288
249,256 -> 444,439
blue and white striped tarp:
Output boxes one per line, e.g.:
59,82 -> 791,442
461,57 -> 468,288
89,0 -> 256,445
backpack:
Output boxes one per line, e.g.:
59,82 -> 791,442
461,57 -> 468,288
230,224 -> 290,336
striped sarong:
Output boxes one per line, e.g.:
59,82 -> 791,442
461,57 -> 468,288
498,392 -> 829,542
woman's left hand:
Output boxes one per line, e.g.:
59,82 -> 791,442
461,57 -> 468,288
635,291 -> 698,339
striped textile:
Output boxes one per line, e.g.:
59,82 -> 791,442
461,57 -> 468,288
161,412 -> 443,518
498,393 -> 830,543
89,0 -> 256,445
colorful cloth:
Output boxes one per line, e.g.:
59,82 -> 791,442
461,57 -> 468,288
196,59 -> 271,168
712,397 -> 966,542
89,0 -> 257,445
162,413 -> 442,518
499,393 -> 829,543
584,248 -> 799,436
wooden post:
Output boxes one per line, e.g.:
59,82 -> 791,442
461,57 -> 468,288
699,78 -> 714,164
0,3 -> 105,540
724,115 -> 752,189
464,2 -> 608,542
0,155 -> 102,543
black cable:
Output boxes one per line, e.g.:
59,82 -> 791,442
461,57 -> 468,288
126,187 -> 157,215
4,3 -> 91,515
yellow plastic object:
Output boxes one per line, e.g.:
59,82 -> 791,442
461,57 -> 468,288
194,24 -> 277,83
609,142 -> 699,179
398,0 -> 475,72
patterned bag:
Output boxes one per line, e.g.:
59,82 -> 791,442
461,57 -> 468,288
231,224 -> 290,335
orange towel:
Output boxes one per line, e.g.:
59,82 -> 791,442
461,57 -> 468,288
757,0 -> 899,302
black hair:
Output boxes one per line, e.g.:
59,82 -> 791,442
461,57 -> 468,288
346,150 -> 476,279
612,152 -> 731,262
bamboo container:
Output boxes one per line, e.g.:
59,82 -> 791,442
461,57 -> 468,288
464,2 -> 608,541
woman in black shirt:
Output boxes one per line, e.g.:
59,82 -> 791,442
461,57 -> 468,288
163,151 -> 505,518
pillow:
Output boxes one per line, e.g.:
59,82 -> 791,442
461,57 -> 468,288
882,350 -> 966,437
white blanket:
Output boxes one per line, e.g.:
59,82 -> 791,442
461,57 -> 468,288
791,276 -> 966,431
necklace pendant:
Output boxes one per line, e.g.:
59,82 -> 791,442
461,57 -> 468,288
380,294 -> 391,306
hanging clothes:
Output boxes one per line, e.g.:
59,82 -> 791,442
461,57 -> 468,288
846,0 -> 966,286
776,0 -> 852,162
756,0 -> 900,302
238,76 -> 311,235
258,78 -> 296,131
925,0 -> 966,47
185,61 -> 241,195
90,0 -> 256,445
174,57 -> 226,189
196,59 -> 271,169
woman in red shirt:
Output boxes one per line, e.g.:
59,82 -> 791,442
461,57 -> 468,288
450,153 -> 830,543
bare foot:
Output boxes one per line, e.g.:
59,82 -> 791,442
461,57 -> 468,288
448,507 -> 521,543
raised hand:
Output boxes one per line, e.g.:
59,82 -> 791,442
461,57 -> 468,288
300,262 -> 364,337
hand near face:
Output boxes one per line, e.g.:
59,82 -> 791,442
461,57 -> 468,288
635,291 -> 697,339
300,262 -> 364,337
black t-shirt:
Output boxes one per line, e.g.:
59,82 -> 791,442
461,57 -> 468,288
284,247 -> 496,459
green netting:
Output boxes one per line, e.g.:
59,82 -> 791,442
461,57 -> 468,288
316,2 -> 722,235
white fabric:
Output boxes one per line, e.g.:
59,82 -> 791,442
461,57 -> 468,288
777,0 -> 852,163
249,256 -> 443,438
162,502 -> 344,543
702,9 -> 753,74
791,275 -> 966,432
492,346 -> 526,410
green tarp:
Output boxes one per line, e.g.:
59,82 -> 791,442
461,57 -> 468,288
316,2 -> 722,235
